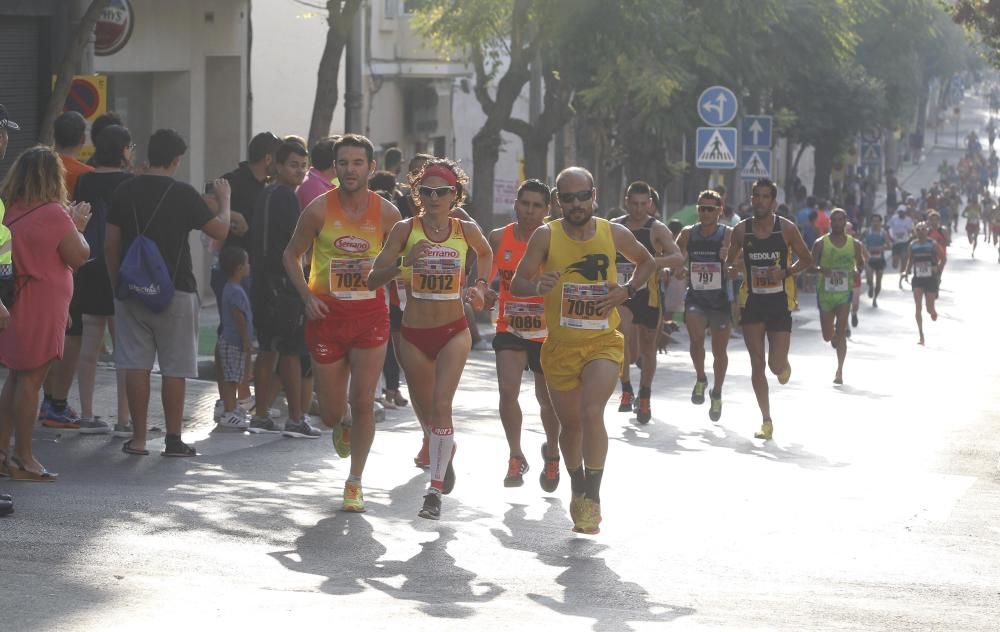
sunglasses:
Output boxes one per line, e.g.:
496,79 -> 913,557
418,185 -> 456,197
558,189 -> 595,204
698,205 -> 720,212
127,143 -> 137,150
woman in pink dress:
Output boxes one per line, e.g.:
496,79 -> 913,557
0,146 -> 91,481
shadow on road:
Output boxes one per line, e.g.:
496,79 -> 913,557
492,501 -> 695,631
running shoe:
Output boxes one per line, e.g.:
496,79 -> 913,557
691,379 -> 707,405
777,363 -> 792,385
247,415 -> 282,434
618,390 -> 634,413
78,416 -> 112,435
112,422 -> 133,438
283,417 -> 321,439
539,443 -> 560,493
213,399 -> 224,421
217,410 -> 249,430
414,436 -> 430,468
442,445 -> 457,495
503,455 -> 528,487
572,497 -> 602,535
41,404 -> 80,429
342,481 -> 365,513
569,493 -> 585,525
851,312 -> 859,328
331,421 -> 352,455
37,399 -> 51,421
635,398 -> 651,425
708,391 -> 722,422
418,492 -> 441,520
754,420 -> 774,441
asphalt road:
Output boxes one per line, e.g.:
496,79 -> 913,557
2,104 -> 999,631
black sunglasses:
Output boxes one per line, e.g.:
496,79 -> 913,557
418,185 -> 456,197
698,205 -> 720,212
558,189 -> 595,204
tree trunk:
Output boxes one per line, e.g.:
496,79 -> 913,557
40,0 -> 113,145
308,0 -> 362,147
470,130 -> 502,229
523,136 -> 549,181
812,140 -> 834,199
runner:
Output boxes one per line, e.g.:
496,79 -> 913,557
862,214 -> 891,308
962,194 -> 981,258
927,210 -> 950,284
487,179 -> 560,490
725,179 -> 813,441
888,204 -> 913,275
812,209 -> 865,384
508,166 -> 655,535
675,190 -> 732,421
902,222 -> 946,345
611,181 -> 683,424
368,158 -> 493,521
282,134 -> 402,512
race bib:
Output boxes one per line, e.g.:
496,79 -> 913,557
616,262 -> 635,287
825,269 -> 849,292
690,262 -> 722,291
560,282 -> 609,330
869,247 -> 884,260
412,257 -> 462,300
914,261 -> 932,278
750,265 -> 783,295
504,301 -> 547,340
329,257 -> 374,300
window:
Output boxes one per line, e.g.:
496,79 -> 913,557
384,0 -> 397,19
402,0 -> 430,15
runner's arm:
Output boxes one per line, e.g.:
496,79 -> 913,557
367,221 -> 411,291
675,227 -> 691,261
487,228 -> 504,283
510,226 -> 552,297
724,222 -> 745,270
903,244 -> 913,276
463,220 -> 494,295
282,198 -> 324,302
611,222 -> 656,293
651,221 -> 684,270
853,239 -> 867,275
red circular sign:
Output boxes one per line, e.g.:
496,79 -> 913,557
66,79 -> 100,119
95,0 -> 134,57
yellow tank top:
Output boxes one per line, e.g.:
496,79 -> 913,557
401,216 -> 468,301
0,199 -> 11,266
543,218 -> 620,343
307,189 -> 384,307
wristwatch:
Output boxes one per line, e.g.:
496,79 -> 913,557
625,284 -> 637,299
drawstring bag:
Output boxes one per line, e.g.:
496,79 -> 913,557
117,184 -> 180,313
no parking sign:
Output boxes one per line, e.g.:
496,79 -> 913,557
53,75 -> 108,161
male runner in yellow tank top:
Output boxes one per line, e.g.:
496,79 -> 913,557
510,167 -> 655,535
283,134 -> 402,512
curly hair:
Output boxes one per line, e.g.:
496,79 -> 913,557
407,158 -> 469,215
0,145 -> 67,207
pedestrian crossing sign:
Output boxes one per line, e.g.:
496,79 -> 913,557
740,149 -> 771,180
695,127 -> 737,169
860,142 -> 882,165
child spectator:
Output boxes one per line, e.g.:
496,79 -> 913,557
215,247 -> 253,429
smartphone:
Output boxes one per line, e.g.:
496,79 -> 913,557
205,181 -> 215,195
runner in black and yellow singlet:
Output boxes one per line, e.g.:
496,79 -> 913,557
510,167 -> 655,535
283,134 -> 402,513
368,159 -> 493,522
726,178 -> 813,441
488,179 -> 561,491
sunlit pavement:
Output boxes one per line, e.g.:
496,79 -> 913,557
2,105 -> 999,631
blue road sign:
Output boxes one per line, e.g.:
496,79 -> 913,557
740,149 -> 772,180
860,142 -> 882,164
697,86 -> 738,126
741,115 -> 772,148
696,127 -> 737,169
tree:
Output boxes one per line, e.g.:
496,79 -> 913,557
40,0 -> 113,145
952,1 -> 1000,65
307,0 -> 363,147
413,0 -> 554,227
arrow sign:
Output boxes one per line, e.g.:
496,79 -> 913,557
740,148 -> 772,180
860,142 -> 882,164
697,86 -> 737,126
741,115 -> 772,148
696,127 -> 737,169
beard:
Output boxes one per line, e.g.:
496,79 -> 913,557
563,206 -> 593,226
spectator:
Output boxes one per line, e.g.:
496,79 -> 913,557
0,146 -> 91,480
777,203 -> 792,221
214,246 -> 253,429
797,195 -> 817,227
802,210 -> 820,247
106,129 -> 231,457
86,112 -> 125,166
248,140 -> 319,438
383,146 -> 402,177
815,200 -> 831,235
53,111 -> 94,197
369,170 -> 397,196
70,125 -> 135,435
297,136 -> 338,210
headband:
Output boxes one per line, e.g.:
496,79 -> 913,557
421,165 -> 458,187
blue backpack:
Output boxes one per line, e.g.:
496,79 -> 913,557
117,184 -> 179,313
